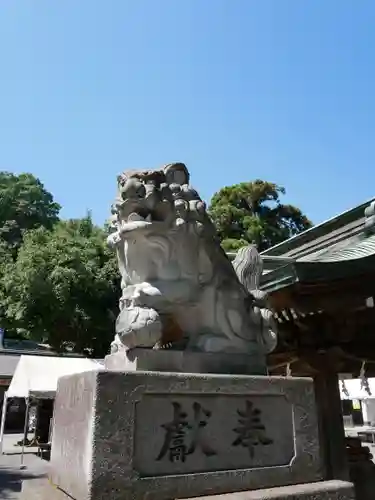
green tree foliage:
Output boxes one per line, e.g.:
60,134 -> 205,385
209,180 -> 312,252
0,215 -> 119,357
0,172 -> 60,252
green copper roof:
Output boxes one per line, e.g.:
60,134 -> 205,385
261,197 -> 375,260
258,198 -> 375,293
306,233 -> 375,263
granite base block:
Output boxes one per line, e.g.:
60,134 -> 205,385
105,348 -> 267,375
186,480 -> 355,500
50,370 -> 323,500
21,480 -> 355,500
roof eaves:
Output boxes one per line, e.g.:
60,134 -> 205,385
261,197 -> 375,258
259,263 -> 299,293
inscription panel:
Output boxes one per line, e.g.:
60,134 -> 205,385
134,394 -> 294,476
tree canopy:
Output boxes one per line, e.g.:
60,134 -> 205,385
0,215 -> 119,357
209,180 -> 312,252
0,172 -> 60,252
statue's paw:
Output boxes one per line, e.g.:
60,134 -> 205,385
118,325 -> 162,349
115,305 -> 162,349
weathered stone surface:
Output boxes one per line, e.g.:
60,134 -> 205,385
105,348 -> 267,375
50,371 -> 322,500
21,479 -> 355,500
185,480 -> 355,500
107,163 -> 276,363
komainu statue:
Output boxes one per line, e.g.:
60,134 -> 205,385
108,163 -> 277,356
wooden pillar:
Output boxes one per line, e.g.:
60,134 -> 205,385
314,370 -> 349,480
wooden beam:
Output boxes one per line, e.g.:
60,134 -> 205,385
314,371 -> 349,480
268,349 -> 349,480
268,276 -> 375,314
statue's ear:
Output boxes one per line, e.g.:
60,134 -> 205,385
164,163 -> 190,186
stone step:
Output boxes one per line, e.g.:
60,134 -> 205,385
185,480 -> 354,500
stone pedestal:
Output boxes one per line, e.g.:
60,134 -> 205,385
49,370 -> 324,500
105,349 -> 267,375
186,480 -> 355,499
22,479 -> 355,500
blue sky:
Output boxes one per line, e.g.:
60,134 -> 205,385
1,1 -> 375,226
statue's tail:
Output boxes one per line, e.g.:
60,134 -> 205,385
232,245 -> 278,354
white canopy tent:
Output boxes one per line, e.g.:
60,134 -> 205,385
0,355 -> 104,465
5,355 -> 103,399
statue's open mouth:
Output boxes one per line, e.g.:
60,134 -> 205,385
119,192 -> 177,229
117,208 -> 172,237
108,196 -> 175,246
127,210 -> 153,223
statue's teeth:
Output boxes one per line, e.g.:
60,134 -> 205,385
128,212 -> 145,222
